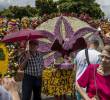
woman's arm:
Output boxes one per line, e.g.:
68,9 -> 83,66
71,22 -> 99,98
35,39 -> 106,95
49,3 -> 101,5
10,90 -> 20,100
75,82 -> 90,100
2,77 -> 20,100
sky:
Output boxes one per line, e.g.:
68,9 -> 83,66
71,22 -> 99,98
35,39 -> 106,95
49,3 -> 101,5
96,0 -> 110,6
0,0 -> 35,9
96,0 -> 110,18
0,0 -> 58,7
0,0 -> 110,18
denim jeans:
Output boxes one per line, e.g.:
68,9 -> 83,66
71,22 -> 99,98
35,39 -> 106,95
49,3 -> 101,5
76,91 -> 82,100
22,74 -> 42,100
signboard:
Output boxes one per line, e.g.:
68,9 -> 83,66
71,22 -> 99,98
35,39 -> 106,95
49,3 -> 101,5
0,43 -> 8,77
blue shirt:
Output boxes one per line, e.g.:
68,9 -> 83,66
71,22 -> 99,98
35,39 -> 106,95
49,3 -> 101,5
0,86 -> 12,100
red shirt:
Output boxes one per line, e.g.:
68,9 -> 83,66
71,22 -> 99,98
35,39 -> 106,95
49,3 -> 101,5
77,64 -> 110,100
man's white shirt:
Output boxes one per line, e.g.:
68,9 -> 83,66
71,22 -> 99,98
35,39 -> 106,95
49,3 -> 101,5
75,48 -> 101,80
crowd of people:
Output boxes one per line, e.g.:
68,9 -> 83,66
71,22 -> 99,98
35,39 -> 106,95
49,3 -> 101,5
0,35 -> 110,100
0,16 -> 110,100
76,45 -> 110,100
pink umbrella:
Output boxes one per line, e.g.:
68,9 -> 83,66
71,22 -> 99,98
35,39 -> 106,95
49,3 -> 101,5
2,29 -> 47,42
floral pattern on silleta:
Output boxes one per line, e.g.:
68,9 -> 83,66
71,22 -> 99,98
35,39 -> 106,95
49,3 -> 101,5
37,16 -> 98,67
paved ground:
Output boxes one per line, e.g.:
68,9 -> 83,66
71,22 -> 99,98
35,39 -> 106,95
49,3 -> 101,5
42,94 -> 54,100
42,94 -> 74,100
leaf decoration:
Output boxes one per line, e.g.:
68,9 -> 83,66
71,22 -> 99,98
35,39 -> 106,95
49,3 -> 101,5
54,16 -> 63,44
62,17 -> 74,39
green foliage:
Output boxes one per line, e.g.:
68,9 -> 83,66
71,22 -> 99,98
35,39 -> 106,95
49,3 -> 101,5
57,0 -> 104,19
0,9 -> 13,18
88,3 -> 104,19
0,5 -> 38,19
36,0 -> 58,16
58,0 -> 72,3
0,0 -> 105,20
58,2 -> 79,13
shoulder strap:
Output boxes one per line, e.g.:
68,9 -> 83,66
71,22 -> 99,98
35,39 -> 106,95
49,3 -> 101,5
93,64 -> 99,99
85,49 -> 90,65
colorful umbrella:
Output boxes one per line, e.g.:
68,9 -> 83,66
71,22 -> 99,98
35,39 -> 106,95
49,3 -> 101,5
2,29 -> 47,42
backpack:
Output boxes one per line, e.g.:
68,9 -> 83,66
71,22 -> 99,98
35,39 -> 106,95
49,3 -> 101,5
85,48 -> 90,65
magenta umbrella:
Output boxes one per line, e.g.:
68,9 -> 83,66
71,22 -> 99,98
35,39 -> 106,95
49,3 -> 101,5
2,29 -> 47,42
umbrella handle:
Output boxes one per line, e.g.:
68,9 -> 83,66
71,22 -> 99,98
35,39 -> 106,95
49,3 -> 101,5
26,40 -> 29,51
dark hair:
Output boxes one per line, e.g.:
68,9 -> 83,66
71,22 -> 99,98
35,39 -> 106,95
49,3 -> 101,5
103,45 -> 110,54
29,40 -> 39,45
72,37 -> 87,51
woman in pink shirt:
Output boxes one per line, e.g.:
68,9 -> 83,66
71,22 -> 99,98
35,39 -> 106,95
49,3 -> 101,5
76,45 -> 110,100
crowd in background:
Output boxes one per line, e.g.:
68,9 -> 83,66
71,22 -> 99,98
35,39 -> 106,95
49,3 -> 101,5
0,15 -> 110,100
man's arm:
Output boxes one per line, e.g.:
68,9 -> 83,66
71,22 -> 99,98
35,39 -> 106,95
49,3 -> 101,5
18,51 -> 30,70
19,58 -> 28,70
76,82 -> 97,100
75,82 -> 90,100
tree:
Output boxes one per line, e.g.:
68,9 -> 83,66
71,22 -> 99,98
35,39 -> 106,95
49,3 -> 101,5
0,6 -> 38,19
0,0 -> 105,19
57,0 -> 104,19
58,2 -> 79,13
88,3 -> 104,19
0,9 -> 13,18
35,0 -> 58,16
